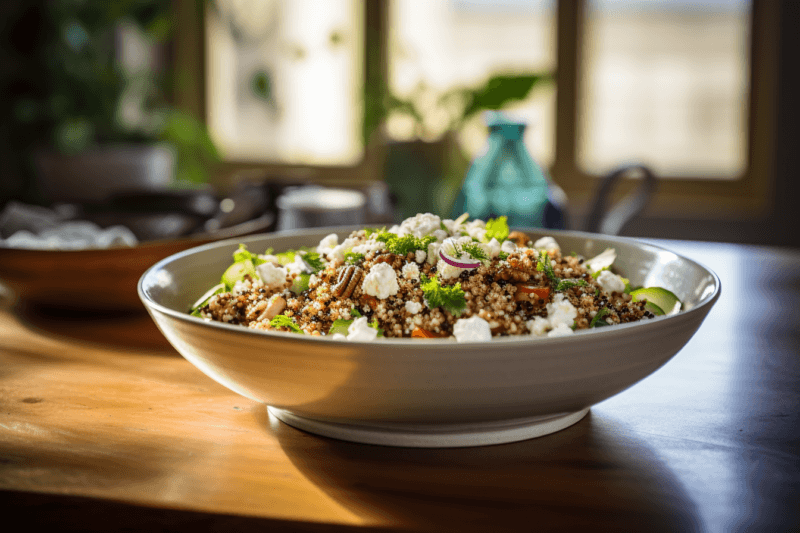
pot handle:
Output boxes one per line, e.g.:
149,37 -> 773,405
584,164 -> 657,235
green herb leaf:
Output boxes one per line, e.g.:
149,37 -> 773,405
555,278 -> 588,291
440,221 -> 448,231
351,308 -> 363,318
301,251 -> 326,273
537,250 -> 557,280
538,250 -> 588,292
460,243 -> 489,261
590,307 -> 611,328
420,274 -> 467,316
375,232 -> 436,256
498,251 -> 509,261
269,315 -> 303,334
344,251 -> 365,265
233,244 -> 266,266
484,216 -> 509,242
369,319 -> 385,337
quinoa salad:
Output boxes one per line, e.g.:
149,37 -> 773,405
190,213 -> 682,342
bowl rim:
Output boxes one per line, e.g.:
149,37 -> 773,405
138,226 -> 721,348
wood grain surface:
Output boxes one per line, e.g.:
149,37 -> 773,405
0,240 -> 798,532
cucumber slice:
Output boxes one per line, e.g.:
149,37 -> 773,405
222,260 -> 256,290
643,301 -> 665,316
328,319 -> 353,336
630,287 -> 681,316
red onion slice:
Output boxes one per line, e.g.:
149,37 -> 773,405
439,249 -> 481,270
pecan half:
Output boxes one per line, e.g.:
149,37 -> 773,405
332,265 -> 364,299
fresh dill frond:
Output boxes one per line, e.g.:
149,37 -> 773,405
460,242 -> 489,261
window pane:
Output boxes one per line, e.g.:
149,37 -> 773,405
389,0 -> 556,167
206,0 -> 362,165
578,0 -> 750,178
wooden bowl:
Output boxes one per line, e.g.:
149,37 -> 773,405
0,213 -> 273,312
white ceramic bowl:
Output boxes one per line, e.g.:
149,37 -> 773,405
139,227 -> 720,447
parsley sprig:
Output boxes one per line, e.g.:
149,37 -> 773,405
269,315 -> 304,334
420,274 -> 467,316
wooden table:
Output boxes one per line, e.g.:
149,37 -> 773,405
1,240 -> 798,532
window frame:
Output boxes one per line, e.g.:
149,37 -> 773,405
552,0 -> 778,224
178,0 -> 778,225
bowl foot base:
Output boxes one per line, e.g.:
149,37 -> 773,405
267,407 -> 590,448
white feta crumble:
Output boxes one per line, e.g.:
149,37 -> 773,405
351,239 -> 384,256
347,317 -> 378,341
526,294 -> 578,337
256,262 -> 288,290
401,262 -> 420,280
362,262 -> 399,299
501,240 -> 517,254
463,219 -> 487,242
317,233 -> 339,255
547,323 -> 575,338
453,316 -> 492,342
232,280 -> 248,294
405,300 -> 423,314
285,253 -> 309,276
393,213 -> 442,238
533,236 -> 560,253
415,249 -> 427,263
438,262 -> 464,280
330,333 -> 347,340
596,270 -> 626,294
483,238 -> 502,259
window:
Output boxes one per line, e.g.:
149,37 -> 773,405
578,0 -> 750,178
188,0 -> 776,225
206,0 -> 363,165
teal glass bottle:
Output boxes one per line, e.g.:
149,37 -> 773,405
451,113 -> 551,228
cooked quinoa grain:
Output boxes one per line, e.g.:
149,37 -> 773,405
193,213 -> 660,340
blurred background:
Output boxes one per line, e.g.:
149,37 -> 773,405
1,0 -> 797,248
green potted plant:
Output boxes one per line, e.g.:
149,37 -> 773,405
363,73 -> 552,219
1,0 -> 220,205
